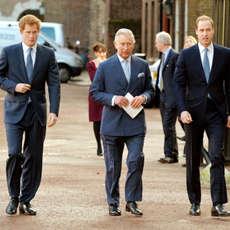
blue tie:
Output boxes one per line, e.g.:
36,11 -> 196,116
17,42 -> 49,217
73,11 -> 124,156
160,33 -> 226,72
203,48 -> 211,98
203,48 -> 210,83
26,48 -> 33,84
123,60 -> 130,83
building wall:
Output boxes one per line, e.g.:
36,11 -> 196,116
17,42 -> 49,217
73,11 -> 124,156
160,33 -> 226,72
0,0 -> 27,17
44,1 -> 89,54
106,0 -> 142,58
187,0 -> 213,40
142,0 -> 159,63
88,0 -> 106,59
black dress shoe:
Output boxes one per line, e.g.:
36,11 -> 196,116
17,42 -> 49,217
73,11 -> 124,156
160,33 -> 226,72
109,205 -> 121,216
126,202 -> 143,216
19,203 -> 36,215
173,157 -> 179,163
6,199 -> 19,215
211,204 -> 230,217
97,147 -> 103,156
189,203 -> 201,216
158,157 -> 174,164
177,135 -> 186,141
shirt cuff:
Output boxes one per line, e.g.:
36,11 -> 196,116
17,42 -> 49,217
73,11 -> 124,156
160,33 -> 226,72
141,94 -> 147,104
111,95 -> 117,106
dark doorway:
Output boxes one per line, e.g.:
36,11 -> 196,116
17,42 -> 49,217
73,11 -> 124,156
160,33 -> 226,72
18,10 -> 44,21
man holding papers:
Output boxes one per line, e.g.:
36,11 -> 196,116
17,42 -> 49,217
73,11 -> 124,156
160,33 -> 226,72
90,28 -> 154,216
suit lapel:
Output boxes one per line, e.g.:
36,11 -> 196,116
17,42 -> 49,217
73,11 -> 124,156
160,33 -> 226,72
111,54 -> 128,89
193,44 -> 207,83
16,43 -> 29,83
209,43 -> 219,84
32,44 -> 43,83
127,55 -> 139,92
163,49 -> 171,71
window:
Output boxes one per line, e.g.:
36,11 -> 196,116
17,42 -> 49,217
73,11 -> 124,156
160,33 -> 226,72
40,27 -> 55,41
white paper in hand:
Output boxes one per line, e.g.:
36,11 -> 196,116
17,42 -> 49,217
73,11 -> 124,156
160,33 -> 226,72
122,92 -> 143,119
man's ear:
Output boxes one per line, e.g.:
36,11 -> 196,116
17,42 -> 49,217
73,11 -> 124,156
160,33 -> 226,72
113,41 -> 117,49
195,29 -> 198,36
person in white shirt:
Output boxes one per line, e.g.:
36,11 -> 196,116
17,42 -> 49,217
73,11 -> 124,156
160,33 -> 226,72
174,15 -> 230,217
1,14 -> 60,216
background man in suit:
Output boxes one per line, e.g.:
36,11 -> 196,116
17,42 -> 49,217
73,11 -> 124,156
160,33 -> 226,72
155,32 -> 179,164
0,14 -> 60,215
90,28 -> 154,216
173,15 -> 230,217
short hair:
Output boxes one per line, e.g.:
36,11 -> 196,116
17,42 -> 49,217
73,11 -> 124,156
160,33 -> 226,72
92,43 -> 107,53
114,28 -> 135,43
183,36 -> 197,48
19,14 -> 41,30
156,31 -> 172,46
196,15 -> 214,29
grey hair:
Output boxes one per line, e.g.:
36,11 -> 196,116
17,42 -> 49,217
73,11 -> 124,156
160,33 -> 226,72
114,28 -> 136,43
156,31 -> 172,46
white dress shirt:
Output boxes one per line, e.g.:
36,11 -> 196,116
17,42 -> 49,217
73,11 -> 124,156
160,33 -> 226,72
22,42 -> 37,67
157,47 -> 171,90
198,42 -> 214,71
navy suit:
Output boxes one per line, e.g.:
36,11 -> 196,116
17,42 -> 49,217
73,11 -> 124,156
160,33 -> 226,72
156,48 -> 179,160
0,43 -> 60,204
90,54 -> 154,207
173,43 -> 230,206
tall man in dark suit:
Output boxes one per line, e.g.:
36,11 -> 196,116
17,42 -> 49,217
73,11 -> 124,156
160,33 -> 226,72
174,15 -> 230,217
0,15 -> 60,215
90,28 -> 154,216
155,32 -> 179,164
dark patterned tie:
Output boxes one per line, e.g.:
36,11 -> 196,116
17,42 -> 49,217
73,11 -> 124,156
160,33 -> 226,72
26,48 -> 33,84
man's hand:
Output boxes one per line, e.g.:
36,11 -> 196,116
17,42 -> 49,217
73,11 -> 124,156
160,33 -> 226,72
15,84 -> 31,93
47,113 -> 57,128
227,116 -> 230,128
114,96 -> 129,108
180,111 -> 193,124
130,96 -> 146,109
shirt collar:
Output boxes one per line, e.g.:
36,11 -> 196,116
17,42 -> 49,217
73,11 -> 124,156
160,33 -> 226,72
163,46 -> 171,57
198,42 -> 213,53
22,42 -> 37,53
117,53 -> 131,63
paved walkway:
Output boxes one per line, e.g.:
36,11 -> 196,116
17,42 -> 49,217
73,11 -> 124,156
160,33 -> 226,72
0,72 -> 230,229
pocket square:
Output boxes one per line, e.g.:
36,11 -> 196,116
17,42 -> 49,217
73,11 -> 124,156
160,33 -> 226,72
138,72 -> 144,78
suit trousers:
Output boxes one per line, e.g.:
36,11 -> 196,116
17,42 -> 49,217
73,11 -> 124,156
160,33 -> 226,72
185,98 -> 227,206
5,103 -> 46,204
159,90 -> 178,160
101,133 -> 145,207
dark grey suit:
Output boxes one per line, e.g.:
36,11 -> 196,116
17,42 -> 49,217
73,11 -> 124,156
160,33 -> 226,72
156,48 -> 179,161
0,43 -> 60,204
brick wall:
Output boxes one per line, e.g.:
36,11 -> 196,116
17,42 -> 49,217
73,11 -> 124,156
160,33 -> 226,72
187,0 -> 213,41
88,0 -> 106,60
44,0 -> 89,55
106,0 -> 142,58
0,0 -> 27,16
